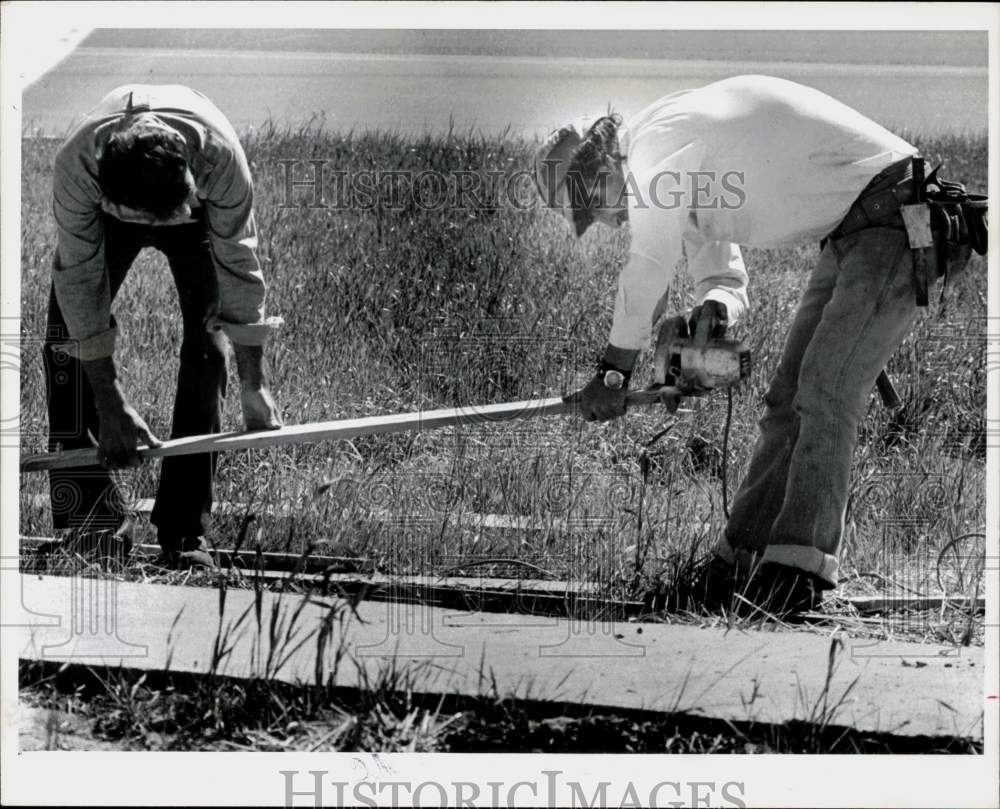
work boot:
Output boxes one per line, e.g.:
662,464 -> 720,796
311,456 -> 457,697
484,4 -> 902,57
156,536 -> 217,570
644,554 -> 741,615
740,562 -> 826,618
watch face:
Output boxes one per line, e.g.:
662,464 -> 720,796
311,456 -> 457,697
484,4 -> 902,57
603,369 -> 625,390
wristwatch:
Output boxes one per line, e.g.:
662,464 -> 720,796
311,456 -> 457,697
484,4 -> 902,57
602,368 -> 627,390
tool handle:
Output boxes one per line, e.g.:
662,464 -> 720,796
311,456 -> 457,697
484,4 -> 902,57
21,388 -> 684,473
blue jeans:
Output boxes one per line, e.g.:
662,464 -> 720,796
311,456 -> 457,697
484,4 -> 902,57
44,213 -> 227,549
719,227 -> 956,588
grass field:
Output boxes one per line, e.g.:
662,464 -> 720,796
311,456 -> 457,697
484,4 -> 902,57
18,124 -> 988,605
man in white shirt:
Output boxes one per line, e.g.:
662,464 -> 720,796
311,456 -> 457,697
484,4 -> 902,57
535,75 -> 972,615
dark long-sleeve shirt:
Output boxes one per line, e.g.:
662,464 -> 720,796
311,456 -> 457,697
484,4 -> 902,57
52,84 -> 269,360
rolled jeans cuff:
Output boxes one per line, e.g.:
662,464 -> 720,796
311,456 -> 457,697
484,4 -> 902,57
53,324 -> 117,361
206,315 -> 283,346
761,544 -> 839,589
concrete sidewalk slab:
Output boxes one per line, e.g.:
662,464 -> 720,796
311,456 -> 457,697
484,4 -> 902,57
12,575 -> 984,739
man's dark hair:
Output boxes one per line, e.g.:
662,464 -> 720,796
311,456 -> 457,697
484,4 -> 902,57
565,114 -> 623,236
97,126 -> 191,219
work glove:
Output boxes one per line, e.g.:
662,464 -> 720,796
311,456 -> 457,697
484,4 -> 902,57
687,300 -> 729,346
564,365 -> 630,422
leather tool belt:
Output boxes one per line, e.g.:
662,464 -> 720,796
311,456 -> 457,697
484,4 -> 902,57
825,156 -> 988,306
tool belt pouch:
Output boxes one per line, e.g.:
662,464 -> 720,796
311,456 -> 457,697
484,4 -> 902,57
902,167 -> 988,306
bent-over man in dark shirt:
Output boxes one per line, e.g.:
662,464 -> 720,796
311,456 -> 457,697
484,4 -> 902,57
46,84 -> 282,567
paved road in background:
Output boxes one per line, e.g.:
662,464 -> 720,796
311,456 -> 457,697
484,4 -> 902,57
24,46 -> 988,138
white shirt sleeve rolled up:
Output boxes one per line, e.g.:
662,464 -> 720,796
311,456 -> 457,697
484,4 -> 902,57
683,225 -> 749,324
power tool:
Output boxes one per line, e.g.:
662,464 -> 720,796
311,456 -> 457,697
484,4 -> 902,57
627,319 -> 751,405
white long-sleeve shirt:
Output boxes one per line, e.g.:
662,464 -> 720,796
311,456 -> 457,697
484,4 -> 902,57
610,75 -> 917,349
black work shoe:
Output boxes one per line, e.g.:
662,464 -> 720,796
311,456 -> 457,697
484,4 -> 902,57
740,562 -> 826,618
156,536 -> 217,570
644,554 -> 741,615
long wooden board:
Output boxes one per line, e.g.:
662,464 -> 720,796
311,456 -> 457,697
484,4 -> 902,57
20,389 -> 678,473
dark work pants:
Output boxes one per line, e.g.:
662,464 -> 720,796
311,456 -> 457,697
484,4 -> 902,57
44,213 -> 227,550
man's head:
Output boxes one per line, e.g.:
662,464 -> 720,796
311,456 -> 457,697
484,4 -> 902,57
534,113 -> 627,237
97,114 -> 196,225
